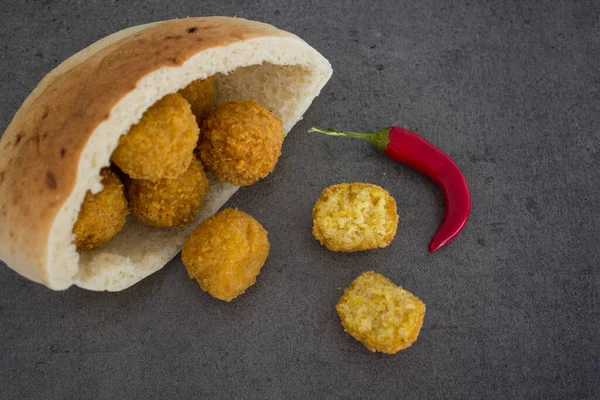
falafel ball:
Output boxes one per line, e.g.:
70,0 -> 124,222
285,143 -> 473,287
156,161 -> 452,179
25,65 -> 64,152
111,93 -> 199,181
198,100 -> 284,186
73,168 -> 129,251
312,183 -> 398,252
182,208 -> 270,302
127,158 -> 209,228
178,76 -> 215,122
336,271 -> 426,354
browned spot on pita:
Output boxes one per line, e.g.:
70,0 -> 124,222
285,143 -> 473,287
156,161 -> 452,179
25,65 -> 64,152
45,171 -> 57,190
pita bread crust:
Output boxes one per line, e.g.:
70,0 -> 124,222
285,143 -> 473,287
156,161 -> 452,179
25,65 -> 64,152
0,17 -> 331,290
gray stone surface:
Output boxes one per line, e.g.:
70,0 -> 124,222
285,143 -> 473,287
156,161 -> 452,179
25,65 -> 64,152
1,0 -> 599,398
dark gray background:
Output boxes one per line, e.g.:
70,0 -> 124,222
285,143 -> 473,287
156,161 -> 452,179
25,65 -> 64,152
1,0 -> 599,399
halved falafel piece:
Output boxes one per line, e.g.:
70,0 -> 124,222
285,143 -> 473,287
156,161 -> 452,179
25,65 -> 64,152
312,183 -> 398,252
336,271 -> 426,354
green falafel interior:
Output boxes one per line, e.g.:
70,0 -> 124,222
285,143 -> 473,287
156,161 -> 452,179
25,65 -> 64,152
0,17 -> 332,291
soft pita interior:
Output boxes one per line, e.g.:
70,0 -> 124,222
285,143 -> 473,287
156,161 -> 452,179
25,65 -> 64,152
49,37 -> 331,291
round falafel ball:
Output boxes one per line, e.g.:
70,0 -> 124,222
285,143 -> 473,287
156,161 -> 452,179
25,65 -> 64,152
127,158 -> 209,228
198,100 -> 284,186
312,183 -> 398,252
336,271 -> 426,354
182,208 -> 270,302
111,93 -> 199,181
178,76 -> 215,122
73,168 -> 129,251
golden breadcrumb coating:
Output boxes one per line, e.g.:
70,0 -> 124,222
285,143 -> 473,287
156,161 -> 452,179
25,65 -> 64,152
336,271 -> 426,354
312,183 -> 398,252
111,93 -> 199,181
182,208 -> 270,302
178,76 -> 215,122
198,100 -> 284,186
127,158 -> 209,228
73,168 -> 129,251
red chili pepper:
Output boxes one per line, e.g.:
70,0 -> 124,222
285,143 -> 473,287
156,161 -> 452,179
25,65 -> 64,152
308,126 -> 471,252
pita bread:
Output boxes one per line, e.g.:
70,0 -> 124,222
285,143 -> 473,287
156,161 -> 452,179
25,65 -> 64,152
0,17 -> 332,291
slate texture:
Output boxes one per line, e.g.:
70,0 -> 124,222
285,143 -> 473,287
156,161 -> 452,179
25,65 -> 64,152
0,0 -> 598,399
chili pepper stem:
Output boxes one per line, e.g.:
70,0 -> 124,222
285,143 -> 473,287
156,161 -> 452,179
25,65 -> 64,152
309,127 -> 390,152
